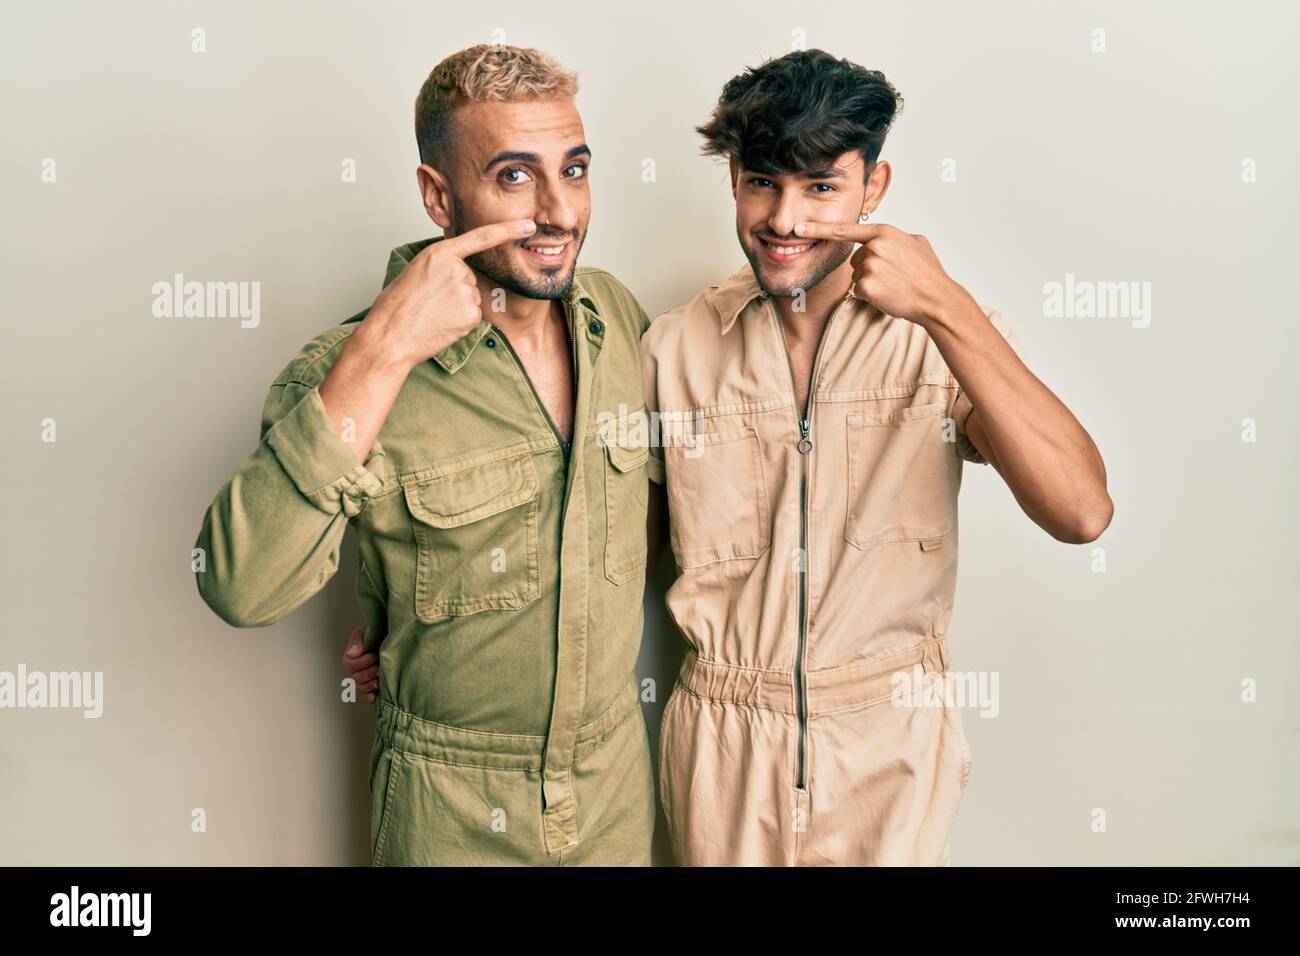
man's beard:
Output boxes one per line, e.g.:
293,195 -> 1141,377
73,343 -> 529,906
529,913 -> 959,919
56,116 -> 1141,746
452,193 -> 584,300
741,228 -> 854,299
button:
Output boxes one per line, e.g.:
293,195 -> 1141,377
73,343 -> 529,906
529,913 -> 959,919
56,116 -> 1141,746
588,320 -> 603,335
485,337 -> 496,348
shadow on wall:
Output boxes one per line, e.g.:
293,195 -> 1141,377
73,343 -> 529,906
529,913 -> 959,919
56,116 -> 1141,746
333,534 -> 382,866
643,550 -> 686,867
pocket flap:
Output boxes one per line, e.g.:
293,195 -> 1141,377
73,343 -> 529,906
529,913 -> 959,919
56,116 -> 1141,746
846,400 -> 948,428
606,440 -> 649,474
403,451 -> 539,529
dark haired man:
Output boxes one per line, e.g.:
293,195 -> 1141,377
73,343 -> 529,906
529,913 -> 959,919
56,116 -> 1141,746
642,49 -> 1112,865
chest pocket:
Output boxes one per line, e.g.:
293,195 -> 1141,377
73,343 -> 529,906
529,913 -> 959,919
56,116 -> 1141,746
844,402 -> 957,552
665,425 -> 771,568
402,448 -> 541,622
603,437 -> 649,585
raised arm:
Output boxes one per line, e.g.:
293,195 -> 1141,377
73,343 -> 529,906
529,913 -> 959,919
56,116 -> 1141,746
194,219 -> 537,627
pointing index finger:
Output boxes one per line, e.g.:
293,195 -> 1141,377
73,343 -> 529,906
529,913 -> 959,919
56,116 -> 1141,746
794,221 -> 884,243
440,219 -> 536,258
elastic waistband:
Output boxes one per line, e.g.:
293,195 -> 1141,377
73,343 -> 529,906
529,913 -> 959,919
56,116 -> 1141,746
678,635 -> 951,716
376,677 -> 640,771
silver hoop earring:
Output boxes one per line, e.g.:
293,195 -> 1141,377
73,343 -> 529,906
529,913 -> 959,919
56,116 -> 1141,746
859,212 -> 871,224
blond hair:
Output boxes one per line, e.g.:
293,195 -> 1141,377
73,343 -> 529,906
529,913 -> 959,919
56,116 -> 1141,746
415,44 -> 579,165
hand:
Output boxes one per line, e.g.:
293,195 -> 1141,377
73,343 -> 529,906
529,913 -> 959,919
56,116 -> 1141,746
363,218 -> 537,368
341,623 -> 380,703
794,221 -> 963,326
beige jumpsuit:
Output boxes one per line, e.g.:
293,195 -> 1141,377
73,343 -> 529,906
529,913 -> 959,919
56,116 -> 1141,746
641,265 -> 1018,866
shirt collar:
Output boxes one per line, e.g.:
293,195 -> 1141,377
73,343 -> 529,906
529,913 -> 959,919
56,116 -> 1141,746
708,262 -> 872,334
382,236 -> 600,374
709,264 -> 766,335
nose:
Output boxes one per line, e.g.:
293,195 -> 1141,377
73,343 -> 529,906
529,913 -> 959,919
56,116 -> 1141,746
532,180 -> 580,235
767,187 -> 801,239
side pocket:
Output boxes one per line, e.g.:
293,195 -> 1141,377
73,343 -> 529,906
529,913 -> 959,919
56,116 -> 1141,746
845,402 -> 955,551
371,747 -> 402,866
656,688 -> 680,824
942,694 -> 973,794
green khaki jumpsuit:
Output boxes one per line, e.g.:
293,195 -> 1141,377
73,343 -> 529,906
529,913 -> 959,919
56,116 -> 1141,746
194,238 -> 655,865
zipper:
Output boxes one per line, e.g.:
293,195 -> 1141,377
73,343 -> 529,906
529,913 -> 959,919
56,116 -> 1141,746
771,294 -> 852,791
492,305 -> 577,463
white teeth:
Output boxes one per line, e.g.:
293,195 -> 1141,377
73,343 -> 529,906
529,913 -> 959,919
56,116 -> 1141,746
530,246 -> 564,255
765,241 -> 811,255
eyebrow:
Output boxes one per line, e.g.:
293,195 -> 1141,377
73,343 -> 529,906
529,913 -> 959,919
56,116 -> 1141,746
797,166 -> 847,180
743,165 -> 848,181
483,144 -> 592,173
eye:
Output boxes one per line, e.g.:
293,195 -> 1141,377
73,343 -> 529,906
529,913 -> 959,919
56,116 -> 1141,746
499,167 -> 532,186
563,162 -> 588,179
810,183 -> 835,193
749,177 -> 775,189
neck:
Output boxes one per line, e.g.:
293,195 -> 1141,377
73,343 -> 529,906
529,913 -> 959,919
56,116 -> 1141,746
771,258 -> 854,344
474,273 -> 566,349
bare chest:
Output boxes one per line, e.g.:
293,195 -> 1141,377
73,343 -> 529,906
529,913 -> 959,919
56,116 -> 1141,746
512,330 -> 575,444
785,338 -> 819,415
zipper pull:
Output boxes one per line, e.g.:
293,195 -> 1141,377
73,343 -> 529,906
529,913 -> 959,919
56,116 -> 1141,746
797,418 -> 813,455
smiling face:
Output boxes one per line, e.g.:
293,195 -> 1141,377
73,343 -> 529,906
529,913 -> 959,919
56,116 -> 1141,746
422,97 -> 591,300
733,149 -> 875,299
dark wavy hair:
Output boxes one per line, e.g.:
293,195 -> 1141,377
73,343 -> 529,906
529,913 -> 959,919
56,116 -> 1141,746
696,49 -> 903,179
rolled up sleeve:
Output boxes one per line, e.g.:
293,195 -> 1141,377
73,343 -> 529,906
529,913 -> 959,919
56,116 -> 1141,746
195,377 -> 384,628
266,385 -> 384,517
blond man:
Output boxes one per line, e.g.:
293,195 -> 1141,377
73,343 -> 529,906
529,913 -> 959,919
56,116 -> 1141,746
196,45 -> 657,866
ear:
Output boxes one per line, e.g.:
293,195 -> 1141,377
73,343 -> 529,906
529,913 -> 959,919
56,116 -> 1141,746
862,158 -> 892,217
416,163 -> 454,231
728,155 -> 740,200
